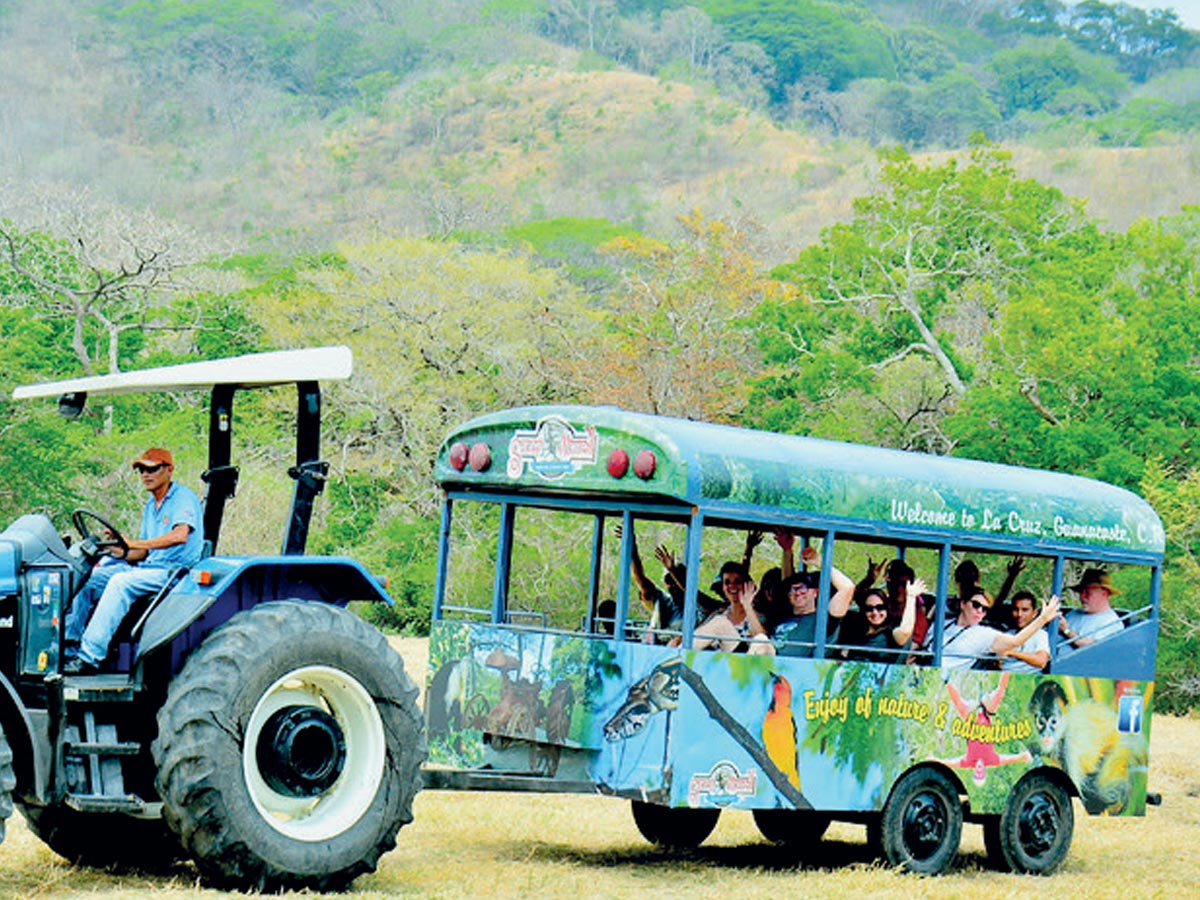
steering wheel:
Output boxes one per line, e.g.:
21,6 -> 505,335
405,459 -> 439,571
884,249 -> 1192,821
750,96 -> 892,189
72,508 -> 130,560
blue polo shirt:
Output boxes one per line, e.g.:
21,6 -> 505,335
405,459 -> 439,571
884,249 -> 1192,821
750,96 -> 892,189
140,481 -> 203,569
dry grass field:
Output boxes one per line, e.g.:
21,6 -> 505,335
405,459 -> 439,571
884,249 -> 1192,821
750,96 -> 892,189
1,637 -> 1196,900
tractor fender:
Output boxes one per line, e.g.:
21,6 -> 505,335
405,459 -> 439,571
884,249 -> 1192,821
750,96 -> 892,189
136,555 -> 394,661
0,669 -> 50,802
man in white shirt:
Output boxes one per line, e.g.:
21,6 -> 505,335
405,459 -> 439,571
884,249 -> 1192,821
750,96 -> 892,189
1002,591 -> 1050,672
938,588 -> 1059,670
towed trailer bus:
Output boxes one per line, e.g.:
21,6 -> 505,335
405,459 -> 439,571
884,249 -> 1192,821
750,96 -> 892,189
421,405 -> 1161,874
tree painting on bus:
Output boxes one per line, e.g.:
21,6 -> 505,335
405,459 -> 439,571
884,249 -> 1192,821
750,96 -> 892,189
426,621 -> 1151,818
426,621 -> 602,776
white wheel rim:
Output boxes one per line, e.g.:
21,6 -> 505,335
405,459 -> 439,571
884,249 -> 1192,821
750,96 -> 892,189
243,665 -> 386,841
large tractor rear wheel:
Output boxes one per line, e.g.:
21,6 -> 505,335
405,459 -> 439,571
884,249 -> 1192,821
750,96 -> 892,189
152,601 -> 425,892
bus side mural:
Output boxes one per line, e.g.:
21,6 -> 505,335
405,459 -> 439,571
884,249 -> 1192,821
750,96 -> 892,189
424,405 -> 1163,875
427,622 -> 1151,818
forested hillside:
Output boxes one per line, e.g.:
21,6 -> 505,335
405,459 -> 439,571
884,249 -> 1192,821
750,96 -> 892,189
2,0 -> 1200,252
2,0 -> 1200,707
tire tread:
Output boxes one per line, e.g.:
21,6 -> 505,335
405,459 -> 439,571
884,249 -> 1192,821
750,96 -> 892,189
152,601 -> 425,891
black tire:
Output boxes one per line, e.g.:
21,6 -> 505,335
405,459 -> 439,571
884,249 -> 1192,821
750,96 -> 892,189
151,601 -> 425,892
752,808 -> 831,845
18,805 -> 182,872
984,772 -> 1074,874
631,800 -> 720,849
878,768 -> 962,874
0,727 -> 13,844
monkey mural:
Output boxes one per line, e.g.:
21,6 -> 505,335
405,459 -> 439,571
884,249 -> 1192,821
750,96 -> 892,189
1028,681 -> 1148,815
427,659 -> 470,740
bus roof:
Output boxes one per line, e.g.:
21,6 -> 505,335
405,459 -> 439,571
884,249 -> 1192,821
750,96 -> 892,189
11,346 -> 353,400
436,405 -> 1165,557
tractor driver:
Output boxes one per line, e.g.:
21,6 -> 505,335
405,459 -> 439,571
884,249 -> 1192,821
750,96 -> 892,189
64,447 -> 203,675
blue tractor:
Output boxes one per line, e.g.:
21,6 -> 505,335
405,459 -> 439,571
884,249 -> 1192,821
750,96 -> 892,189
0,347 -> 424,891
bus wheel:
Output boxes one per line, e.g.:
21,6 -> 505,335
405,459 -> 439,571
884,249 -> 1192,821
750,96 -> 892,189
879,768 -> 962,874
752,808 -> 830,845
984,773 -> 1074,874
631,801 -> 719,849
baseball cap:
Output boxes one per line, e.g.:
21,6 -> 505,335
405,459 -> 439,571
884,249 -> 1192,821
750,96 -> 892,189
132,447 -> 173,469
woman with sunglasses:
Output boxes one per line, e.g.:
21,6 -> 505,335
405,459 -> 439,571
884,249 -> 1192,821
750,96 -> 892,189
843,578 -> 924,664
936,587 -> 1060,670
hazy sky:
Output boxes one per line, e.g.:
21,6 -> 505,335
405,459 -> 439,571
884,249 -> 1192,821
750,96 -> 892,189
1119,0 -> 1200,29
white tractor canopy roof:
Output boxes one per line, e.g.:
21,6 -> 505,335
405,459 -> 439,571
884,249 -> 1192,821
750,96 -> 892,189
12,346 -> 353,400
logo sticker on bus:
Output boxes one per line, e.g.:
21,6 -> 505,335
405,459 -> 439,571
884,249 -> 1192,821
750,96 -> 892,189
507,415 -> 599,480
688,760 -> 757,807
1118,693 -> 1146,734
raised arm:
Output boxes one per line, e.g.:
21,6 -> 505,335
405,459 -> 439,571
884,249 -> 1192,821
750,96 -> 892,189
891,577 -> 924,647
994,555 -> 1025,606
856,557 -> 886,600
802,546 -> 856,619
774,528 -> 796,579
991,595 -> 1061,656
735,579 -> 776,656
617,524 -> 658,614
655,543 -> 722,618
742,529 -> 764,572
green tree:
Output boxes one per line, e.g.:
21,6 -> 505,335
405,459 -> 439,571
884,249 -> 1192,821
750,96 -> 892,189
1141,459 -> 1200,713
99,0 -> 426,110
949,209 -> 1200,488
0,309 -> 88,521
701,0 -> 896,98
892,25 -> 957,83
752,143 -> 1082,452
0,217 -> 203,378
1068,0 -> 1197,83
501,216 -> 637,292
988,37 -> 1126,118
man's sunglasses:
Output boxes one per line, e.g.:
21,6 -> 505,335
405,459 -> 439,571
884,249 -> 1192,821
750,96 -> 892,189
134,463 -> 167,474
964,597 -> 991,611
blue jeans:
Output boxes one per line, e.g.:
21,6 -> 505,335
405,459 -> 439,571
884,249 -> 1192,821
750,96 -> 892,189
67,563 -> 174,665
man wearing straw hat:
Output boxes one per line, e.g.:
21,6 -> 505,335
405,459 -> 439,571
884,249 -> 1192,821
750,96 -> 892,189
1059,568 -> 1123,648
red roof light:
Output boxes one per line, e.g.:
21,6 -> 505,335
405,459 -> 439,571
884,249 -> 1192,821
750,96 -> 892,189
607,449 -> 630,478
469,442 -> 492,472
634,450 -> 656,480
